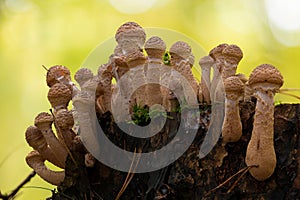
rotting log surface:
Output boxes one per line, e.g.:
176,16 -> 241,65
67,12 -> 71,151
49,102 -> 300,200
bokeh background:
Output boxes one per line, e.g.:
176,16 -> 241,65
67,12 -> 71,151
0,0 -> 299,199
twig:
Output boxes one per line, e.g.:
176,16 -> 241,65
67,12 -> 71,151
0,171 -> 36,200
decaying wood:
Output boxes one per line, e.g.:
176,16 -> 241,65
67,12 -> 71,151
48,102 -> 300,200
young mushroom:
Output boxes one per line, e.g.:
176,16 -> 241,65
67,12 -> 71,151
25,126 -> 64,168
34,112 -> 68,168
199,55 -> 215,104
26,150 -> 65,186
144,36 -> 166,107
47,83 -> 72,111
222,76 -> 245,143
245,64 -> 284,181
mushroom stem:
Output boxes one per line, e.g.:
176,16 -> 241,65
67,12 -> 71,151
26,151 -> 65,186
199,56 -> 214,103
222,76 -> 244,143
246,86 -> 276,180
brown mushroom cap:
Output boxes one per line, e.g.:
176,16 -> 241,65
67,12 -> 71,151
74,68 -> 94,87
55,109 -> 74,130
48,83 -> 72,109
144,36 -> 166,59
224,76 -> 245,94
222,44 -> 243,64
199,56 -> 214,68
235,73 -> 248,83
170,41 -> 192,60
115,22 -> 146,49
25,126 -> 47,150
209,43 -> 229,61
46,65 -> 71,87
248,64 -> 284,87
34,112 -> 53,130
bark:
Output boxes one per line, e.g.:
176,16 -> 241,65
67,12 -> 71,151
48,102 -> 300,200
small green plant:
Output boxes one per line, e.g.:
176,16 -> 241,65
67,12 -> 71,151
130,104 -> 151,126
163,51 -> 171,65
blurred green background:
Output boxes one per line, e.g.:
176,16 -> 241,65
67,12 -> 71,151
0,0 -> 299,199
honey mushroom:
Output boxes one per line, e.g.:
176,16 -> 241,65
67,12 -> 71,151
245,64 -> 284,181
26,150 -> 65,186
34,112 -> 68,168
25,126 -> 64,168
168,41 -> 198,110
199,55 -> 214,104
97,64 -> 113,113
144,36 -> 166,107
46,65 -> 79,96
221,76 -> 245,143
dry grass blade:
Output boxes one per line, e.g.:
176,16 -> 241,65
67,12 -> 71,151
279,91 -> 300,100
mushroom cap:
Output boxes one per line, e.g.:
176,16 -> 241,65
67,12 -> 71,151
35,112 -> 53,130
170,41 -> 192,60
144,36 -> 166,59
224,76 -> 245,94
209,43 -> 229,61
248,64 -> 284,88
74,68 -> 94,87
48,83 -> 72,109
25,126 -> 47,150
115,22 -> 146,49
46,65 -> 71,87
222,44 -> 243,64
199,55 -> 214,68
55,109 -> 74,130
114,44 -> 123,56
26,150 -> 46,167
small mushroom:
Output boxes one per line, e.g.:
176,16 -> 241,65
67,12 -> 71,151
221,44 -> 243,79
26,150 -> 65,186
144,36 -> 166,107
169,41 -> 198,98
34,112 -> 67,167
222,76 -> 244,143
25,126 -> 64,168
47,83 -> 72,111
245,64 -> 284,181
55,109 -> 76,149
97,64 -> 113,113
74,68 -> 94,87
199,55 -> 214,103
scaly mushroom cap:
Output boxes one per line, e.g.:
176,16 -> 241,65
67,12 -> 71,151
48,83 -> 72,109
114,44 -> 123,56
144,36 -> 166,59
169,41 -> 194,65
222,44 -> 243,64
248,64 -> 284,88
55,109 -> 74,130
46,65 -> 71,87
74,68 -> 94,87
209,43 -> 229,61
115,22 -> 146,52
25,126 -> 47,150
125,50 -> 147,68
224,76 -> 245,94
199,56 -> 214,68
34,112 -> 53,131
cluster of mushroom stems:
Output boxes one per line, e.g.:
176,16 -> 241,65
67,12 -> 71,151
25,22 -> 284,186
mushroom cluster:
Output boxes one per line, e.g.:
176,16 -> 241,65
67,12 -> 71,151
25,22 -> 285,185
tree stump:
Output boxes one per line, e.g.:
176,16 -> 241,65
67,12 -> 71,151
49,102 -> 300,200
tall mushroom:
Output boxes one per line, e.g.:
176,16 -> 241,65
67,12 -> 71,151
144,36 -> 166,107
222,76 -> 245,143
199,55 -> 214,104
245,64 -> 284,181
